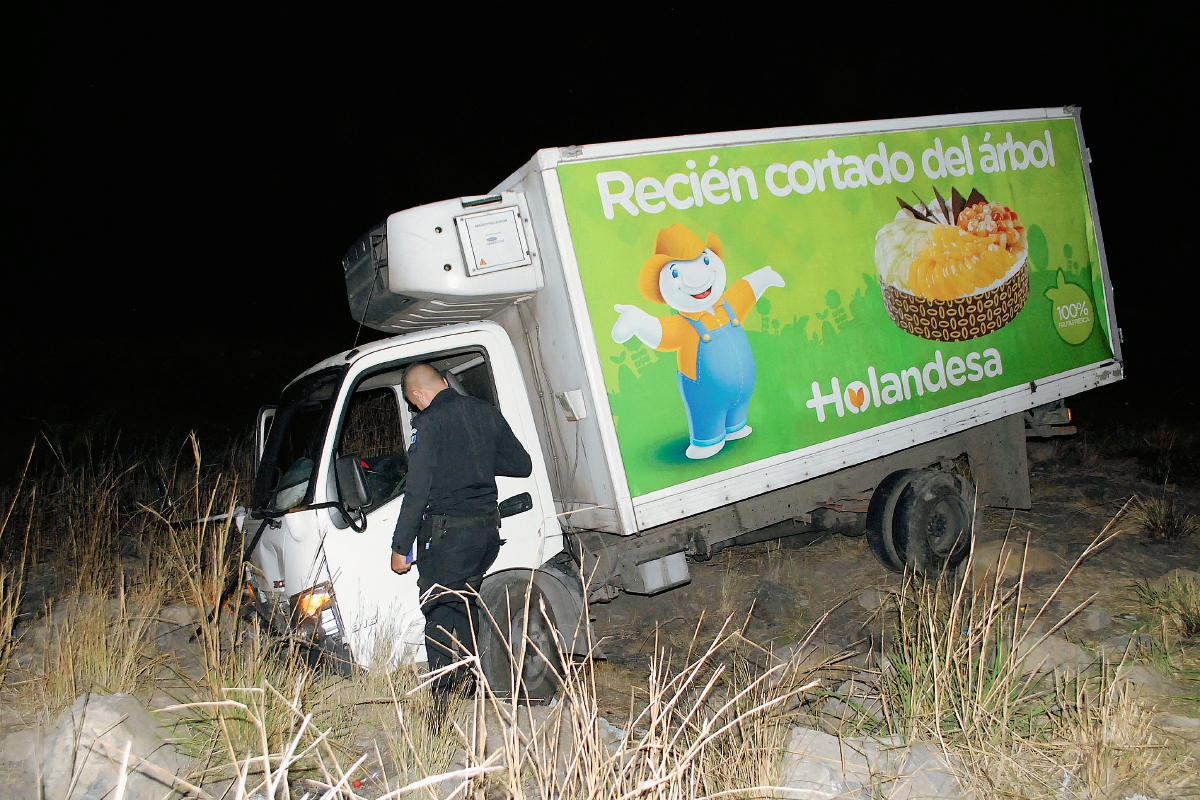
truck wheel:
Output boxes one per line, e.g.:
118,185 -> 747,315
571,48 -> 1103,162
893,471 -> 972,574
478,572 -> 562,703
865,469 -> 918,572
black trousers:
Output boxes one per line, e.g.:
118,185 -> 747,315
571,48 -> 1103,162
416,515 -> 501,696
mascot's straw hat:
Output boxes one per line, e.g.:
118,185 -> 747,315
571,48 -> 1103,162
639,223 -> 724,303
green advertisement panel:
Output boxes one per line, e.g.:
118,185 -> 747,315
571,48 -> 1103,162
557,118 -> 1112,499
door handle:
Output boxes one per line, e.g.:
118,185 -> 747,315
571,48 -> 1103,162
498,492 -> 533,518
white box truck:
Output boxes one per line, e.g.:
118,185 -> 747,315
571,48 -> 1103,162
242,107 -> 1120,694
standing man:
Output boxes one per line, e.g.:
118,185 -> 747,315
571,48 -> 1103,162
390,363 -> 533,707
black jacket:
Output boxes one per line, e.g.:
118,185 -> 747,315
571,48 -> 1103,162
390,388 -> 533,557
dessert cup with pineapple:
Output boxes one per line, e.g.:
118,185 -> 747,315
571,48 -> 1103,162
875,188 -> 1029,341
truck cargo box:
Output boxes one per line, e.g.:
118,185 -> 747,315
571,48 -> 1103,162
484,107 -> 1119,535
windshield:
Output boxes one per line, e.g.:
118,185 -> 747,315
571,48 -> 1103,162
253,366 -> 347,512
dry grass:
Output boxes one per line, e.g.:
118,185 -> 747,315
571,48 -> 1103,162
530,619 -> 811,799
2,433 -> 823,796
718,552 -> 753,621
144,608 -> 821,800
6,432 -> 387,789
869,527 -> 1103,749
0,548 -> 23,685
1125,494 -> 1199,541
1,434 -> 252,715
863,509 -> 1200,798
1,448 -> 34,681
1136,573 -> 1200,646
0,567 -> 18,681
5,432 -> 1200,799
968,662 -> 1191,799
1061,420 -> 1200,487
27,590 -> 170,722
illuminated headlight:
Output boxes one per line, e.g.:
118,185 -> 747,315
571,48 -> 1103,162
295,585 -> 333,618
290,582 -> 343,640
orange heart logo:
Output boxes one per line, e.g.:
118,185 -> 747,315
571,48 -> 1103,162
848,387 -> 866,409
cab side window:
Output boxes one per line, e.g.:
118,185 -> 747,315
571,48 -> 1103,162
338,386 -> 408,508
450,355 -> 495,404
334,349 -> 497,511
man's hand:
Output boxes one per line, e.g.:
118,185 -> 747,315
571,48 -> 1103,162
391,551 -> 412,575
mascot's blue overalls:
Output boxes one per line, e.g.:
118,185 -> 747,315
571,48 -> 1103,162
678,298 -> 756,448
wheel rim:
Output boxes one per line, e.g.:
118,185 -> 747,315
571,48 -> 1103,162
482,579 -> 561,702
893,471 -> 973,573
926,496 -> 969,558
507,605 -> 556,688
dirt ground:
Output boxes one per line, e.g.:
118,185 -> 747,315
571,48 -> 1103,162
586,433 -> 1200,723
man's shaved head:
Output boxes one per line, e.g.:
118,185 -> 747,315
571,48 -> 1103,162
404,363 -> 448,409
404,363 -> 444,392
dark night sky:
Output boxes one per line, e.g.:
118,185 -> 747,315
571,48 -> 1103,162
1,9 -> 1188,474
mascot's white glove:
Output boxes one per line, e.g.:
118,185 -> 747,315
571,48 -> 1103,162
745,266 -> 785,299
612,304 -> 663,348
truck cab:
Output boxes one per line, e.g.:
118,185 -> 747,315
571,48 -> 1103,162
246,322 -> 570,682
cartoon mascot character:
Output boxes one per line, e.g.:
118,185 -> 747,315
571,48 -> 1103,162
612,223 -> 785,459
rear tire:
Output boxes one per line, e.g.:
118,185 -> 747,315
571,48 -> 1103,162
866,469 -> 918,572
478,573 -> 562,703
893,471 -> 973,574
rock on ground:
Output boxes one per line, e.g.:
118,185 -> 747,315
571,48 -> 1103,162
1148,568 -> 1200,591
1097,631 -> 1159,658
751,580 -> 798,623
1116,664 -> 1191,698
779,726 -> 964,799
966,541 -> 1059,588
857,588 -> 886,611
821,676 -> 884,728
1160,714 -> 1200,729
155,603 -> 203,652
1016,633 -> 1093,675
1085,608 -> 1113,631
9,693 -> 193,800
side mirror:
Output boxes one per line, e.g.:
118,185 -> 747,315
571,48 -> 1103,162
335,455 -> 373,513
498,492 -> 533,518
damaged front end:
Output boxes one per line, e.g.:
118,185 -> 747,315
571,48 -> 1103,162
245,571 -> 353,674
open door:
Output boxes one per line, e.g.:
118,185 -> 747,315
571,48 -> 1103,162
317,340 -> 556,665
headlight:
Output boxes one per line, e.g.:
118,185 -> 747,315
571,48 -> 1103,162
289,582 -> 343,641
294,585 -> 334,619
